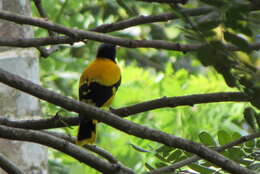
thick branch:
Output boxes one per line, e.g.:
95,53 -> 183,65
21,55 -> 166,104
0,153 -> 24,174
146,132 -> 260,174
0,68 -> 255,174
0,126 -> 133,174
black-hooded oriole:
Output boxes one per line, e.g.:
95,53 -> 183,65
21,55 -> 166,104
76,43 -> 121,146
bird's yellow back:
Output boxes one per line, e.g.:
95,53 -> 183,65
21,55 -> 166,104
80,58 -> 121,87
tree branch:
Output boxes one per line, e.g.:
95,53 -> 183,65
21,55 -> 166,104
0,68 -> 255,174
43,131 -> 118,164
1,35 -> 260,52
0,125 -> 134,174
146,132 -> 260,174
112,92 -> 249,116
0,115 -> 79,130
0,153 -> 24,174
32,0 -> 55,36
0,92 -> 249,130
32,0 -> 59,58
90,7 -> 213,33
0,35 -> 202,51
0,10 -> 260,52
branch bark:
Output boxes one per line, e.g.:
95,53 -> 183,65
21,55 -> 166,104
0,68 -> 255,174
0,125 -> 134,174
0,153 -> 24,174
43,131 -> 118,164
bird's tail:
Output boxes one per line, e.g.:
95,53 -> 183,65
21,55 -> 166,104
76,117 -> 97,146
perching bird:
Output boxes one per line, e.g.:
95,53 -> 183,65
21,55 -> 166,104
76,43 -> 121,146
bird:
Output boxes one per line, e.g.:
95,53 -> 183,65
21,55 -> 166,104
76,43 -> 121,146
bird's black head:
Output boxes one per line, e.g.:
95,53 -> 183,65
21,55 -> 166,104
96,43 -> 116,61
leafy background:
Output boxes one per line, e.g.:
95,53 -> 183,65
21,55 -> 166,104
31,0 -> 260,173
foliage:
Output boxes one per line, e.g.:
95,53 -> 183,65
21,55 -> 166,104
31,0 -> 260,173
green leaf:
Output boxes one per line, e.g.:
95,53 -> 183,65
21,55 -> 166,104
155,153 -> 169,162
130,143 -> 150,153
248,163 -> 260,172
231,132 -> 242,141
218,130 -> 231,145
200,0 -> 227,8
116,0 -> 136,16
145,163 -> 154,171
156,145 -> 175,157
245,140 -> 255,148
166,150 -> 182,162
155,162 -> 168,168
240,159 -> 253,166
197,20 -> 221,32
199,131 -> 217,147
227,147 -> 246,162
257,139 -> 260,148
224,31 -> 252,53
255,113 -> 260,129
244,107 -> 257,131
188,163 -> 216,174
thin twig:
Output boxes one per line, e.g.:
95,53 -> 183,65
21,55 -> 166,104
146,132 -> 260,174
0,153 -> 24,174
33,0 -> 55,36
0,68 -> 255,174
33,0 -> 59,57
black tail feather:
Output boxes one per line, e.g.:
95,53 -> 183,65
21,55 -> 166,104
76,117 -> 96,146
